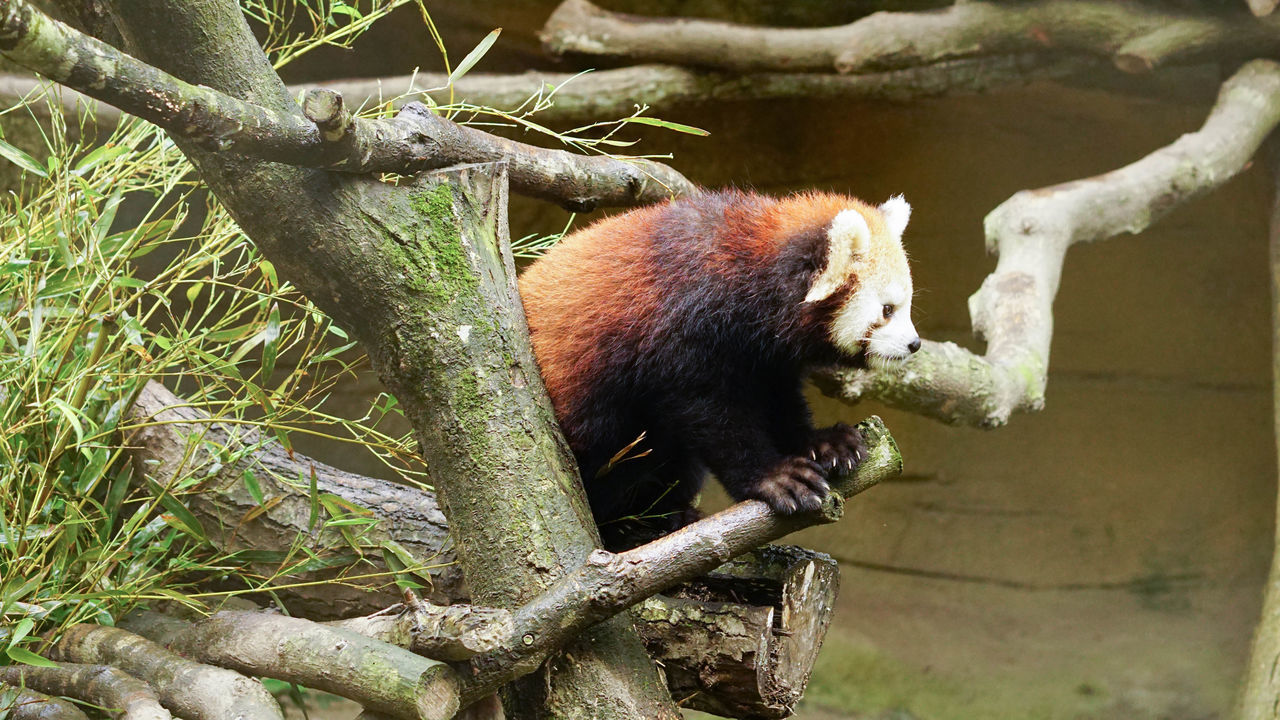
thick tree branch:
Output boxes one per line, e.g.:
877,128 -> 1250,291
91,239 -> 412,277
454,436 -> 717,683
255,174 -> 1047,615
126,380 -> 465,615
543,0 -> 1280,76
0,664 -> 170,720
0,0 -> 692,210
0,683 -> 90,720
456,417 -> 899,704
119,611 -> 459,720
816,58 -> 1280,426
48,625 -> 283,720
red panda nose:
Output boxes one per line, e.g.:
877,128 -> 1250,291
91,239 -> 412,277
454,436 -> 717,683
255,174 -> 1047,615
907,337 -> 922,353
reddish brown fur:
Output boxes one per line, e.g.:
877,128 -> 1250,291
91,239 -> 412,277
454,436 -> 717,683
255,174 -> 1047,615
519,189 -> 902,548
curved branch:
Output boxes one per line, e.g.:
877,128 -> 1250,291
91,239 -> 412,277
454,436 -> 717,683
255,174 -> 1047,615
816,59 -> 1280,427
0,0 -> 692,209
457,416 -> 900,704
542,0 -> 1280,75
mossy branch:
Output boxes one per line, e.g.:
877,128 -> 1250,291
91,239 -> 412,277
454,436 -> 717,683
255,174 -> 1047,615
0,0 -> 692,210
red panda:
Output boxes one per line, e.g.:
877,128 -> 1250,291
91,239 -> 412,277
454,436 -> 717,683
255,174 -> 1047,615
519,189 -> 918,549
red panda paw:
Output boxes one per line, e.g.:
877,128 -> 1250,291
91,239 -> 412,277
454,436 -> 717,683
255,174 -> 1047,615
747,457 -> 830,514
807,423 -> 866,474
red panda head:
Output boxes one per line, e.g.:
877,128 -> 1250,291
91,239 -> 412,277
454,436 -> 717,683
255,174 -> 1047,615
805,196 -> 919,367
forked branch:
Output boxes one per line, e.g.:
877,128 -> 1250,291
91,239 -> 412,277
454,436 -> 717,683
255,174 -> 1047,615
0,0 -> 693,209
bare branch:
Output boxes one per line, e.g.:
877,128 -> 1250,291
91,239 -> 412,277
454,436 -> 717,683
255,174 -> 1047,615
0,664 -> 170,720
1,53 -> 1098,132
49,624 -> 283,720
120,611 -> 459,720
0,683 -> 90,720
816,59 -> 1280,426
456,416 -> 900,704
543,0 -> 1280,76
0,0 -> 693,209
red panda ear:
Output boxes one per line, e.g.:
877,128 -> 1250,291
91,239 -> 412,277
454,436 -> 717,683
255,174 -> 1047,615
879,195 -> 911,239
805,209 -> 870,303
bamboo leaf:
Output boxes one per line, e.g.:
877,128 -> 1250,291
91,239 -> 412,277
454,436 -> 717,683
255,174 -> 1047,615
623,116 -> 710,136
0,139 -> 48,177
449,28 -> 501,84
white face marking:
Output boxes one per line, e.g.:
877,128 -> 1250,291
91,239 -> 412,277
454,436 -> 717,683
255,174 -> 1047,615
826,196 -> 918,364
805,209 -> 870,303
831,280 -> 917,363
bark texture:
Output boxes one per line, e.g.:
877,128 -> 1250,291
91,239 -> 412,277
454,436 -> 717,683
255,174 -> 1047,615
0,664 -> 170,720
49,624 -> 283,720
0,684 -> 91,720
635,546 -> 841,719
120,611 -> 458,720
127,380 -> 464,614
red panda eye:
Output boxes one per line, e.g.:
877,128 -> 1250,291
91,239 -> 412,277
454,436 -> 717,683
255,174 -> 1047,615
882,304 -> 895,319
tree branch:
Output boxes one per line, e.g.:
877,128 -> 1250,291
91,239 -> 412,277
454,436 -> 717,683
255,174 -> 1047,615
118,611 -> 459,720
542,0 -> 1280,76
0,0 -> 692,210
0,683 -> 90,720
815,58 -> 1280,426
125,380 -> 466,616
456,416 -> 899,703
0,664 -> 170,720
328,597 -> 514,662
48,624 -> 283,720
0,54 -> 1102,132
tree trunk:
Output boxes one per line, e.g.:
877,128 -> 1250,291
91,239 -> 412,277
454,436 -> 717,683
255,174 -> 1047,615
98,1 -> 678,717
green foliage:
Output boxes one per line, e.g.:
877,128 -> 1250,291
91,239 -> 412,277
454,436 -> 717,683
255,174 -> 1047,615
0,96 -> 422,663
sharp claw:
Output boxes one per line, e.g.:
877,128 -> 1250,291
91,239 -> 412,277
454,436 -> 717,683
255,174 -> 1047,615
845,458 -> 854,471
809,449 -> 816,461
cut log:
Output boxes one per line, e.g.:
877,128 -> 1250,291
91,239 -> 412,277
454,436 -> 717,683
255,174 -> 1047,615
638,546 -> 840,719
